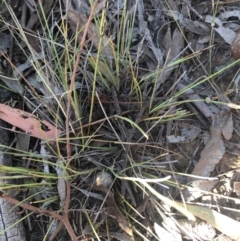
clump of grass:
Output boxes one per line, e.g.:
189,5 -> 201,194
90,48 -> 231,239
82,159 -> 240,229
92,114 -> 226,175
1,0 -> 240,240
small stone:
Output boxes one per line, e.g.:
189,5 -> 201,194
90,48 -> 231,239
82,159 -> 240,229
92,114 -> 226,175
95,171 -> 113,188
231,33 -> 240,59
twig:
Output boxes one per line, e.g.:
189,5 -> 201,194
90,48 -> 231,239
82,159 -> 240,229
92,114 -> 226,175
63,1 -> 100,241
0,191 -> 78,241
0,192 -> 63,221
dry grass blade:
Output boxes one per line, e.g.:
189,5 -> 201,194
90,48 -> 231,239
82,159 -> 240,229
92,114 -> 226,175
1,0 -> 240,240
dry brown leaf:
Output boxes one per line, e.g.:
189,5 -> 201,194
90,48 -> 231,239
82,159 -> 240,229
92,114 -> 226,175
0,74 -> 24,96
0,32 -> 11,53
25,0 -> 53,29
178,84 -> 214,119
222,112 -> 233,140
231,33 -> 240,59
106,193 -> 133,237
176,202 -> 240,240
0,104 -> 62,141
167,123 -> 201,143
205,15 -> 236,44
183,180 -> 219,201
233,182 -> 240,196
191,118 -> 225,178
160,27 -> 184,84
67,10 -> 114,64
94,0 -> 107,15
15,133 -> 30,152
162,26 -> 172,54
92,185 -> 133,237
22,27 -> 41,53
56,160 -> 66,207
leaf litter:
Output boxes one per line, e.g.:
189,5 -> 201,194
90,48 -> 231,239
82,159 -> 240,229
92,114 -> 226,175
1,0 -> 240,240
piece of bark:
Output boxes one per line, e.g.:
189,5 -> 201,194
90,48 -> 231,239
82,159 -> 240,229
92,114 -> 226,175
0,120 -> 26,241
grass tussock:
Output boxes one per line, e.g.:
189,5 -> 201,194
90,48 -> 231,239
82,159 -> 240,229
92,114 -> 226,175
0,0 -> 240,240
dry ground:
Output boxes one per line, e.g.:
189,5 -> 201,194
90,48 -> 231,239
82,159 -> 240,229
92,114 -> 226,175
0,0 -> 240,240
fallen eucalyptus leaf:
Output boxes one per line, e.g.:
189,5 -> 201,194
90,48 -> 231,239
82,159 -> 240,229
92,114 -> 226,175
176,202 -> 240,240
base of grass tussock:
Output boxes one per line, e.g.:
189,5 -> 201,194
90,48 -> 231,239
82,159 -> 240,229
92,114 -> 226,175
1,1 -> 239,240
